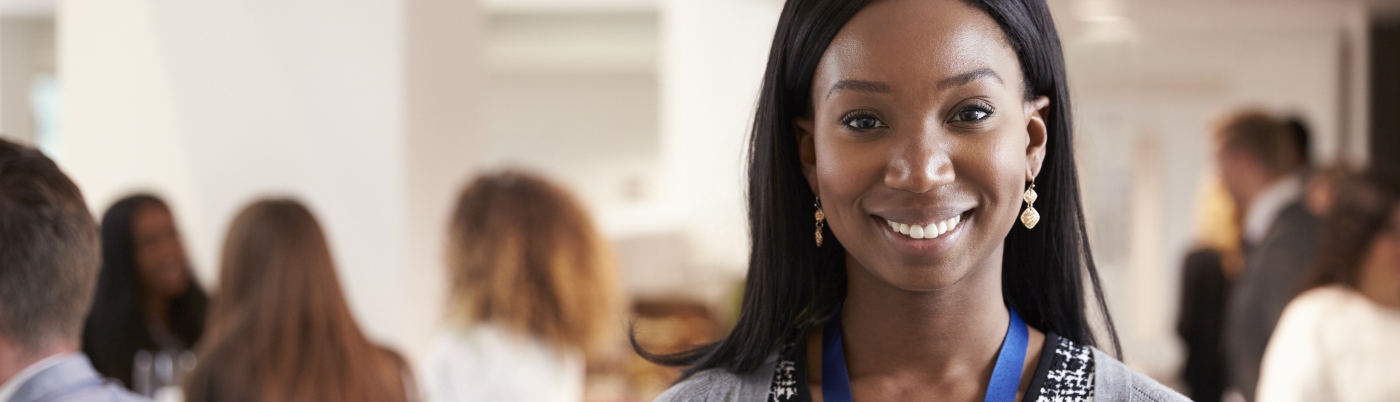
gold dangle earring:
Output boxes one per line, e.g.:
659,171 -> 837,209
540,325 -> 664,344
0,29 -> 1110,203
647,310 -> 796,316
814,197 -> 826,247
1020,181 -> 1040,229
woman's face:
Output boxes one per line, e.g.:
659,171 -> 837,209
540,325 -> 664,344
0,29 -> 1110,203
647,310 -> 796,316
1360,204 -> 1400,302
131,204 -> 191,301
797,0 -> 1048,291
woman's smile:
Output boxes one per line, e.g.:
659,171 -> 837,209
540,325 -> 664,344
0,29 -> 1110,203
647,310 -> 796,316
872,208 -> 976,257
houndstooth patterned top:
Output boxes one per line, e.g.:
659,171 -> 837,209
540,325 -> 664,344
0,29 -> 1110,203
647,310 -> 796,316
766,333 -> 1095,402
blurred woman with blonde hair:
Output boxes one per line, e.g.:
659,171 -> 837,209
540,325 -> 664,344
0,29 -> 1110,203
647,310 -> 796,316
184,199 -> 414,402
1176,175 -> 1244,402
424,170 -> 623,402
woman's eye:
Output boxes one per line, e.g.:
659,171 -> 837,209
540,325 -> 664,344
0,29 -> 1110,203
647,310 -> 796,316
841,114 -> 887,131
952,106 -> 993,123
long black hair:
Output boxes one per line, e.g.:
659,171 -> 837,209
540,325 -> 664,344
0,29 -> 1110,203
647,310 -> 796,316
82,194 -> 209,388
636,0 -> 1119,378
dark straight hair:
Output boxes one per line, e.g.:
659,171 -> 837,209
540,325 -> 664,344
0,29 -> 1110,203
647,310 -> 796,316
82,194 -> 209,388
636,0 -> 1119,378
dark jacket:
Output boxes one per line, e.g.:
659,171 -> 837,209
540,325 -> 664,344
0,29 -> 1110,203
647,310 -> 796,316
1223,200 -> 1320,401
1177,247 -> 1230,402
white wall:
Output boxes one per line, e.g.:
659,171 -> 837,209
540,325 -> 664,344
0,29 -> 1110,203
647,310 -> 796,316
58,0 -> 480,364
403,0 -> 484,362
482,11 -> 658,223
470,1 -> 781,304
656,0 -> 780,281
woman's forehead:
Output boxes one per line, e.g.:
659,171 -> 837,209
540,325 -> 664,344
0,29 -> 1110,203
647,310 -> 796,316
812,0 -> 1021,99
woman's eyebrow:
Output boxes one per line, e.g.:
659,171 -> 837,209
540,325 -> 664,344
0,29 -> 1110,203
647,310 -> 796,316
826,68 -> 1003,99
827,79 -> 891,99
937,67 -> 1002,90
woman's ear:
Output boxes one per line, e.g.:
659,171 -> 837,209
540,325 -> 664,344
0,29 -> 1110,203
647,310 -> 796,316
1024,96 -> 1050,181
795,116 -> 820,193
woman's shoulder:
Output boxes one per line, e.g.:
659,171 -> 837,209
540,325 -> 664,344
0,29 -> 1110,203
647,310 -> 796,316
422,326 -> 584,401
654,358 -> 779,402
1031,334 -> 1186,402
1029,334 -> 1185,402
1088,346 -> 1189,402
1288,285 -> 1358,309
1271,285 -> 1361,329
425,324 -> 584,378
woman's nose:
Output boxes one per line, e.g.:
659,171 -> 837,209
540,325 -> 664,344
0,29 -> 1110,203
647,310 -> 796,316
884,125 -> 954,194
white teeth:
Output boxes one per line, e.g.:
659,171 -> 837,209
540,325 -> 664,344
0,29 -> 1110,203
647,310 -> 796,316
886,214 -> 963,240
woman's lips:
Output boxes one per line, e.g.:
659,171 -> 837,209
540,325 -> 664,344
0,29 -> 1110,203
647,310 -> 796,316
871,209 -> 973,257
885,214 -> 962,240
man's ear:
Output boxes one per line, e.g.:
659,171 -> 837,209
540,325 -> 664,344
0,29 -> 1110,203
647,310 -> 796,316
795,116 -> 820,193
1024,96 -> 1050,181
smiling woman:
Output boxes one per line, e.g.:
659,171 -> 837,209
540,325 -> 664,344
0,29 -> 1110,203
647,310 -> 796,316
82,195 -> 208,392
638,0 -> 1186,401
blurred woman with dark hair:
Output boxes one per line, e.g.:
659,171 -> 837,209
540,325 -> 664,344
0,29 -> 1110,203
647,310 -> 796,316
423,170 -> 622,402
1256,172 -> 1400,401
183,199 -> 414,402
83,194 -> 209,390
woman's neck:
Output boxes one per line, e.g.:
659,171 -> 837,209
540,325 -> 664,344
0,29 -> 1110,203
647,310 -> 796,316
842,257 -> 1008,378
1357,257 -> 1400,309
831,249 -> 1044,401
144,295 -> 174,334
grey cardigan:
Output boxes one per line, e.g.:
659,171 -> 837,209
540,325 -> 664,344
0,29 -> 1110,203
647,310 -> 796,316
655,348 -> 1188,402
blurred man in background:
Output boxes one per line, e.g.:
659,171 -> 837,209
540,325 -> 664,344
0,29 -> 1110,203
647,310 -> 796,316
0,137 -> 146,402
1214,111 -> 1318,401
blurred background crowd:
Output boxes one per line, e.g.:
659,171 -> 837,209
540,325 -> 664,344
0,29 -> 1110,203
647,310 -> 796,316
1,0 -> 1399,401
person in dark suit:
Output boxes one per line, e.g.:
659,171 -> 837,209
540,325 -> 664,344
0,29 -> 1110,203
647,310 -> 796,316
0,137 -> 146,402
1213,110 -> 1319,401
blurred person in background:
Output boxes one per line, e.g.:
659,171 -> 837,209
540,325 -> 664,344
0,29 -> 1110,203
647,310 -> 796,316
1304,165 -> 1352,218
183,199 -> 414,402
82,195 -> 209,391
424,170 -> 622,402
641,0 -> 1185,400
1215,110 -> 1317,401
0,138 -> 145,401
1256,172 -> 1400,401
1284,116 -> 1311,172
1176,177 -> 1243,402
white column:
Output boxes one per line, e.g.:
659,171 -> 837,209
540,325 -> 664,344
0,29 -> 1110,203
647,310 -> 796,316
657,0 -> 781,281
402,0 -> 484,361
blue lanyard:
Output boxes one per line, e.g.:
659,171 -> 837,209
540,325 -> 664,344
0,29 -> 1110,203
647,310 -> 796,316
821,307 -> 1029,402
